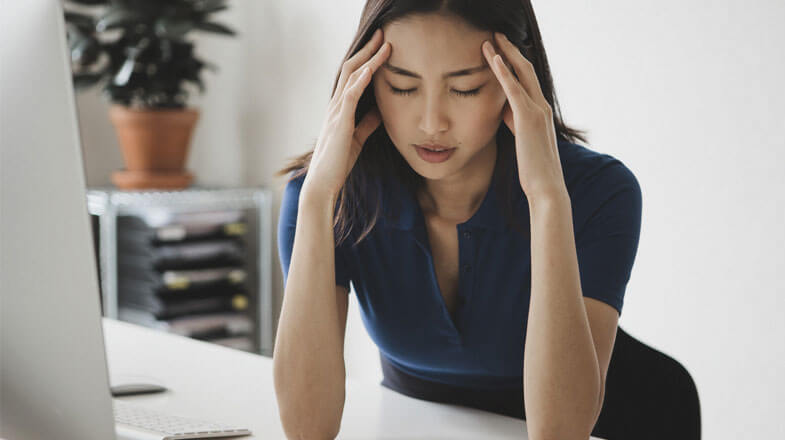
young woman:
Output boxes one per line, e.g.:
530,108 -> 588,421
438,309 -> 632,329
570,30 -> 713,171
273,1 -> 642,439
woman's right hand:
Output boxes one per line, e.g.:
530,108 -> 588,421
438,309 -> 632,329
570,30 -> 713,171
302,28 -> 391,200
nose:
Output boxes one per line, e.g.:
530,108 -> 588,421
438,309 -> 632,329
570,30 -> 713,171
418,93 -> 449,135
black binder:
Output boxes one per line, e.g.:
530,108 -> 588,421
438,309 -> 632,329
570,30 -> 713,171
119,293 -> 249,320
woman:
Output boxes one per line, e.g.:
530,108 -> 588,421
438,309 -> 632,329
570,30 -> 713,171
273,1 -> 642,439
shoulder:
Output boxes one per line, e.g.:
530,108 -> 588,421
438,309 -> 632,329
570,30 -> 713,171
278,170 -> 308,225
557,140 -> 642,232
282,169 -> 307,194
558,139 -> 640,201
281,169 -> 309,203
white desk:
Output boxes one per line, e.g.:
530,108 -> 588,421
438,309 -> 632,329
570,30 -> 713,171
104,318 -> 606,439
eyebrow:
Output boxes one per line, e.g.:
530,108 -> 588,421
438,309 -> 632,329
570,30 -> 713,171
382,62 -> 488,79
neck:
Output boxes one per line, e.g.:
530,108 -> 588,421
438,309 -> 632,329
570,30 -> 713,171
418,140 -> 497,223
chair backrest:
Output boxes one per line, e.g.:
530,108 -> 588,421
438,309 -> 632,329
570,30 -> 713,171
591,326 -> 701,440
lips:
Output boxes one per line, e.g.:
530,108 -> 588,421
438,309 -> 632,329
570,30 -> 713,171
416,143 -> 454,152
414,144 -> 456,163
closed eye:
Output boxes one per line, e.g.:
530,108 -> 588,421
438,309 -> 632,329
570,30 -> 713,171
389,85 -> 482,97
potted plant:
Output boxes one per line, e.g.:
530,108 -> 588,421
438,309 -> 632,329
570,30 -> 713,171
64,0 -> 237,190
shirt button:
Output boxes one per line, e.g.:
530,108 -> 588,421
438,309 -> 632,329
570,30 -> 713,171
462,264 -> 472,273
462,230 -> 472,239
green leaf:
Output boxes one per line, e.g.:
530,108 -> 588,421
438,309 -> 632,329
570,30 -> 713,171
71,37 -> 102,66
96,9 -> 143,32
202,5 -> 228,15
113,58 -> 136,86
194,21 -> 236,36
185,76 -> 206,93
194,0 -> 227,13
154,18 -> 194,39
66,29 -> 86,49
64,11 -> 95,30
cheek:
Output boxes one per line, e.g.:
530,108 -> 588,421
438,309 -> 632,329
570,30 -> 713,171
458,94 -> 506,134
372,80 -> 407,138
487,86 -> 509,116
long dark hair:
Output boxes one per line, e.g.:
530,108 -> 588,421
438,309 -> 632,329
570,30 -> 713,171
275,0 -> 588,247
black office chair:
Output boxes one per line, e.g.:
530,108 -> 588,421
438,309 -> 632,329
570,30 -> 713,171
591,326 -> 701,440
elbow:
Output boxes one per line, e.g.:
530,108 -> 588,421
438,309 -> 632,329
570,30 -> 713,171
275,394 -> 343,440
528,425 -> 593,440
274,371 -> 344,440
278,402 -> 342,440
272,355 -> 346,439
527,402 -> 600,440
279,419 -> 340,440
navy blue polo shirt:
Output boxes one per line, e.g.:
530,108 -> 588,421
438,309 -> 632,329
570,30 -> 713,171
277,139 -> 642,390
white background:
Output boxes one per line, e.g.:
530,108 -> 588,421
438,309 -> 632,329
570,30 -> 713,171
74,1 -> 785,438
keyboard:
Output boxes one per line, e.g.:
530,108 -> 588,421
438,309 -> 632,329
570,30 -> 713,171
113,399 -> 252,440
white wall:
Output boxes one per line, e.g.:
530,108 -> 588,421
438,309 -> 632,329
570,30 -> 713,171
75,1 -> 785,438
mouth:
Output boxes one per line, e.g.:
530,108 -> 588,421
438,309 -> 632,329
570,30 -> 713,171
415,143 -> 454,152
414,144 -> 457,163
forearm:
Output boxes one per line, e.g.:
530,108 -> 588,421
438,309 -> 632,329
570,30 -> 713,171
523,189 -> 601,440
273,187 -> 346,439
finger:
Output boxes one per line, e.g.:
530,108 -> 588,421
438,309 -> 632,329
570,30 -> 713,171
338,40 -> 390,108
482,41 -> 532,111
493,32 -> 548,107
339,65 -> 373,119
343,41 -> 390,97
335,28 -> 383,100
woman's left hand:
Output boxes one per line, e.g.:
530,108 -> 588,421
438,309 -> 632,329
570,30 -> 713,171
482,32 -> 567,201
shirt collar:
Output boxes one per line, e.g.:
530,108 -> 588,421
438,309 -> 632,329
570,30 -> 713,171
382,154 -> 509,232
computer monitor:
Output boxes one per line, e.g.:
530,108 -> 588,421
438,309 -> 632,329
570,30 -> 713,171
0,0 -> 118,438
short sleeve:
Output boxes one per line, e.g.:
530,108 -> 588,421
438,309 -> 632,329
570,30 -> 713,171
277,172 -> 352,292
574,162 -> 642,317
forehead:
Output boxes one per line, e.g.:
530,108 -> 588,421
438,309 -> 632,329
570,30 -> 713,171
382,13 -> 491,73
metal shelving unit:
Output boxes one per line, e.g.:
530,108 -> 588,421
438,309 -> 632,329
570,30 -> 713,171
86,186 -> 274,357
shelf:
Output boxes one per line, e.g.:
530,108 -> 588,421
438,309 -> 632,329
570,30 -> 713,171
86,186 -> 274,357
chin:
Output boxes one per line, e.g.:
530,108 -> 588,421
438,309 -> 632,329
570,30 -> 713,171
407,156 -> 460,181
412,167 -> 446,180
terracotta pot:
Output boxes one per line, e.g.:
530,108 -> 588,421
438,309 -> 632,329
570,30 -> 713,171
108,105 -> 199,190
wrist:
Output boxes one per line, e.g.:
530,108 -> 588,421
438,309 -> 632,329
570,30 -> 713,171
526,184 -> 570,211
300,183 -> 339,211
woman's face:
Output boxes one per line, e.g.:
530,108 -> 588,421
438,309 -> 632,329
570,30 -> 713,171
372,13 -> 508,180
